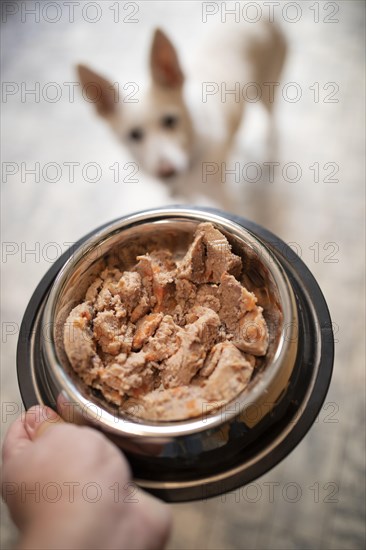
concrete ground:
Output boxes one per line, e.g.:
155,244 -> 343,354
1,1 -> 365,549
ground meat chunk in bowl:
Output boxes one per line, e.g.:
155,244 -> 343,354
64,223 -> 269,421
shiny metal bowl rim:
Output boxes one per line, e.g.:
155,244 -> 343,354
42,207 -> 297,438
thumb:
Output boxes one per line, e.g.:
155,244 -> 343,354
2,406 -> 63,463
24,405 -> 64,441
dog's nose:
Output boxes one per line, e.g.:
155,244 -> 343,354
157,161 -> 176,179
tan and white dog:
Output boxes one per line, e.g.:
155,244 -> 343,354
77,21 -> 286,211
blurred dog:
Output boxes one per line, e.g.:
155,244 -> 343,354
77,22 -> 286,210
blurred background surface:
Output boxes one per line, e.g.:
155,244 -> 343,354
1,1 -> 365,548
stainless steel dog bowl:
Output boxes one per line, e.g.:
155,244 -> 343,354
17,207 -> 334,501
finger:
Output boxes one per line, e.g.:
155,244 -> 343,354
2,415 -> 32,463
24,405 -> 64,441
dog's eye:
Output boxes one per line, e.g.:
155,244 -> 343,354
161,115 -> 178,129
128,128 -> 144,141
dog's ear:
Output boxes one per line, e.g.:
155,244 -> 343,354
150,29 -> 184,88
77,64 -> 118,117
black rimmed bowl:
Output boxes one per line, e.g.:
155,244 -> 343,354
17,206 -> 334,501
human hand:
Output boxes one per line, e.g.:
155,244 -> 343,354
1,406 -> 172,550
